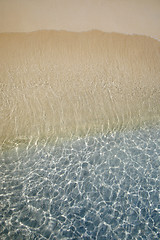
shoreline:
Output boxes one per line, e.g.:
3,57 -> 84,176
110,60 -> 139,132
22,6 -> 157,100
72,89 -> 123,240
0,29 -> 160,41
1,120 -> 160,153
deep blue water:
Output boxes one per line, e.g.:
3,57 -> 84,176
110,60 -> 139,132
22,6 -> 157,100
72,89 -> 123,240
0,124 -> 160,239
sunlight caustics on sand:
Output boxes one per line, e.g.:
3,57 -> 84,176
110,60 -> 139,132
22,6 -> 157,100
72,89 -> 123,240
0,30 -> 160,148
1,2 -> 160,239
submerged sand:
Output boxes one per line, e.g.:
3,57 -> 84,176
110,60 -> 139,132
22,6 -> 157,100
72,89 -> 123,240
0,30 -> 160,147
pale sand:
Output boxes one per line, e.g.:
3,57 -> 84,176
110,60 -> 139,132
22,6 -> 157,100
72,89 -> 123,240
0,30 -> 160,147
0,0 -> 160,40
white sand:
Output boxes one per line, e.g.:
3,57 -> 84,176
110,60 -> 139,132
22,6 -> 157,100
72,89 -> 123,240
0,0 -> 160,39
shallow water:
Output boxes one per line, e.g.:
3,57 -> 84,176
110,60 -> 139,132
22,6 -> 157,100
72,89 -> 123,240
1,31 -> 160,146
0,124 -> 160,239
1,30 -> 160,239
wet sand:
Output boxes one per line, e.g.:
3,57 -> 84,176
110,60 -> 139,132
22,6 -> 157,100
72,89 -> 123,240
0,30 -> 160,148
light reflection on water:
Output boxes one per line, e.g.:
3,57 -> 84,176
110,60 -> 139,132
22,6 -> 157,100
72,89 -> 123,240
0,123 -> 160,239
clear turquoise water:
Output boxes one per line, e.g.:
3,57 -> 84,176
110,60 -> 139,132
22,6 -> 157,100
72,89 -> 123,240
0,124 -> 160,239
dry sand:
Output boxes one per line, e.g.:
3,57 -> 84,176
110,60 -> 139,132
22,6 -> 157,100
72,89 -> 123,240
0,0 -> 160,40
0,30 -> 160,148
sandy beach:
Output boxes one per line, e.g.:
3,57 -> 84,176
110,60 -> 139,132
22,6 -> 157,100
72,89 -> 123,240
0,0 -> 160,40
0,30 -> 160,147
1,2 -> 160,239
